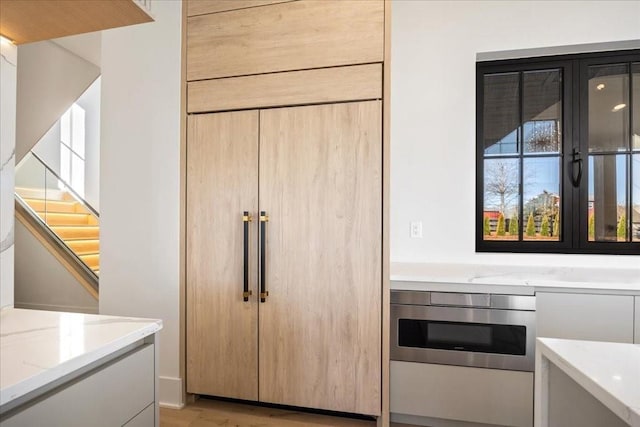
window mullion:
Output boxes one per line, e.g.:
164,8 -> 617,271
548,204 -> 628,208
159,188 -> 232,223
518,71 -> 524,241
627,64 -> 633,242
573,58 -> 584,249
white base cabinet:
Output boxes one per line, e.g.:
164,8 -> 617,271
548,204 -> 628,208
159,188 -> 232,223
124,403 -> 155,427
536,292 -> 635,343
390,361 -> 533,427
543,364 -> 628,427
1,344 -> 156,427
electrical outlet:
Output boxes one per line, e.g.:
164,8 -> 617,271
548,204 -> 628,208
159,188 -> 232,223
410,221 -> 423,238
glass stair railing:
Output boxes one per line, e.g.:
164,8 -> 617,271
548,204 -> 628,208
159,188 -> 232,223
15,152 -> 100,283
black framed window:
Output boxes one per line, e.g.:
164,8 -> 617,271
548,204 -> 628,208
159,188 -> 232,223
477,49 -> 640,254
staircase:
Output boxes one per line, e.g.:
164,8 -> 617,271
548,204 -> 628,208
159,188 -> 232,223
16,186 -> 100,276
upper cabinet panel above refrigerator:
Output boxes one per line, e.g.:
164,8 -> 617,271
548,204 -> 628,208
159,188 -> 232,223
186,0 -> 384,81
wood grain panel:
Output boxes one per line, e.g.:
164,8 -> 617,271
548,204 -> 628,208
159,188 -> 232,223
187,0 -> 292,16
258,102 -> 382,415
186,0 -> 384,81
0,0 -> 152,45
186,111 -> 259,400
188,64 -> 382,113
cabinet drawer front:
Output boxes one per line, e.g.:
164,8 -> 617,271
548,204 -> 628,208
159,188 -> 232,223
536,293 -> 635,343
391,361 -> 533,427
123,403 -> 154,427
187,64 -> 382,113
186,0 -> 384,81
2,344 -> 154,427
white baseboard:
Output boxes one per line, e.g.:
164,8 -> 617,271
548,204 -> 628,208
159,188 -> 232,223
159,376 -> 185,409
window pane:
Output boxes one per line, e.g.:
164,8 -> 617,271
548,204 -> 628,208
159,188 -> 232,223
633,63 -> 640,150
588,64 -> 629,153
71,104 -> 86,159
523,157 -> 561,241
588,155 -> 627,242
484,159 -> 519,240
484,73 -> 519,155
523,70 -> 561,153
71,152 -> 85,198
633,154 -> 640,242
60,144 -> 71,184
60,108 -> 71,147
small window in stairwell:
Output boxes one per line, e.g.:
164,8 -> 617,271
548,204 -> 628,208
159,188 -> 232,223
60,103 -> 86,197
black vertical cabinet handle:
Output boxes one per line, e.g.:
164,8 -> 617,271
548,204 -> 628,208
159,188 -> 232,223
571,149 -> 583,188
242,211 -> 251,302
260,211 -> 269,303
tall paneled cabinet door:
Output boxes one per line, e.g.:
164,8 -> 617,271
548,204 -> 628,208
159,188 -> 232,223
258,102 -> 382,415
186,111 -> 259,400
186,102 -> 382,415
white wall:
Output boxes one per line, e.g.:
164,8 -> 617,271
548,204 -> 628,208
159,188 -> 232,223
16,41 -> 99,163
100,0 -> 183,407
33,121 -> 62,174
31,77 -> 101,211
76,77 -> 101,210
0,39 -> 17,308
391,1 -> 640,268
14,221 -> 98,313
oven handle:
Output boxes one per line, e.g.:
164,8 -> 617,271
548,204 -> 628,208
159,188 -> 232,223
391,291 -> 536,311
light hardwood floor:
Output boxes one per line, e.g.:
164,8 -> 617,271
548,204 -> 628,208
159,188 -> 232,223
160,399 -> 414,427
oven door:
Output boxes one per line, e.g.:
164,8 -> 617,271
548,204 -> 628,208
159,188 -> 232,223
391,304 -> 536,371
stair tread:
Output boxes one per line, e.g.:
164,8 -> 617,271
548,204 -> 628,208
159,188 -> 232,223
22,198 -> 81,214
37,211 -> 91,216
51,225 -> 100,228
51,225 -> 99,240
23,197 -> 76,204
16,187 -> 69,201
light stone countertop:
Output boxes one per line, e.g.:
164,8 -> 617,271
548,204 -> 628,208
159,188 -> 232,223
0,308 -> 162,410
391,262 -> 640,295
536,338 -> 640,426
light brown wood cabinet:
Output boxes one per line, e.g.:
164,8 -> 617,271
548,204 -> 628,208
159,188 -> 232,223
187,101 -> 382,415
184,0 -> 389,419
187,111 -> 260,402
186,0 -> 384,81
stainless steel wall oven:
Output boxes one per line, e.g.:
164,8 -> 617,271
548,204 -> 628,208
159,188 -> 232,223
391,290 -> 536,372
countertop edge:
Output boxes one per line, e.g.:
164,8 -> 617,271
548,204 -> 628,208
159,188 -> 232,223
390,262 -> 640,295
0,312 -> 162,409
537,338 -> 640,427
